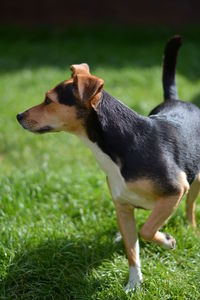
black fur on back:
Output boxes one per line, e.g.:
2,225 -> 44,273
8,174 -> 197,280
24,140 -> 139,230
85,91 -> 200,194
162,35 -> 182,101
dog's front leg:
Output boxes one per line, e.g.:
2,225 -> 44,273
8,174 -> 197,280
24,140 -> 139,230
114,202 -> 142,292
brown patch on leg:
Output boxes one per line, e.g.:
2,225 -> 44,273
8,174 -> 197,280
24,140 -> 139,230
127,171 -> 189,198
139,172 -> 188,249
114,202 -> 138,266
186,173 -> 200,228
140,194 -> 182,249
106,176 -> 111,193
114,202 -> 143,290
109,169 -> 142,272
127,178 -> 160,201
179,171 -> 190,194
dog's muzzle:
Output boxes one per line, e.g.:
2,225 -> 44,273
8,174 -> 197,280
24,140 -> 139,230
16,113 -> 24,123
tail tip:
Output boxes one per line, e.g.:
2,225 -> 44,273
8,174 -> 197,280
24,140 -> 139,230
165,35 -> 183,52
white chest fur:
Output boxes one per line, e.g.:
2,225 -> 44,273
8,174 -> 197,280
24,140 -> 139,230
80,137 -> 155,210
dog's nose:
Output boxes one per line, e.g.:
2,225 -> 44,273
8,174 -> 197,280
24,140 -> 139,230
16,113 -> 24,122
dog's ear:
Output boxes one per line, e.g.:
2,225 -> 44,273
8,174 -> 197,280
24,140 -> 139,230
73,74 -> 104,109
70,63 -> 90,77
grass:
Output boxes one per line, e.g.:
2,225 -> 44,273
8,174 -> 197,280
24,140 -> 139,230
0,26 -> 200,299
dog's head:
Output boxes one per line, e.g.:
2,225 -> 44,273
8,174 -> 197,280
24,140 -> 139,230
17,63 -> 104,135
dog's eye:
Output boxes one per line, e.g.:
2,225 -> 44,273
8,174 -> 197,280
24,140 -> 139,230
44,97 -> 52,105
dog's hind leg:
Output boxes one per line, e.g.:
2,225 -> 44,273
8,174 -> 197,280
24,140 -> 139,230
140,189 -> 186,249
140,171 -> 189,248
186,173 -> 200,228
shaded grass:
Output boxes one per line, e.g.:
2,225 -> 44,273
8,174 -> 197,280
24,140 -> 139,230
0,26 -> 200,299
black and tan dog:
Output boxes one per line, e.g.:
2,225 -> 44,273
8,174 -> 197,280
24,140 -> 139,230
17,36 -> 200,291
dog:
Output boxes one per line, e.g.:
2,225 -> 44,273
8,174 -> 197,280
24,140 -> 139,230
17,36 -> 200,291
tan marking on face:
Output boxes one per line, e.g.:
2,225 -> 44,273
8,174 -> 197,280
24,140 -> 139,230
19,65 -> 104,135
21,90 -> 86,135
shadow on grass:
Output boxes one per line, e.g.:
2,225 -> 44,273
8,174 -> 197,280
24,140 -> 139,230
1,26 -> 200,81
1,208 -> 198,299
1,232 -> 124,299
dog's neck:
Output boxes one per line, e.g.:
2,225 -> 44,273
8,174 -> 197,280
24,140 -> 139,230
84,90 -> 152,165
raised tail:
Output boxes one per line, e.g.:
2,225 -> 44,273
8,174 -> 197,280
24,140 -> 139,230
162,35 -> 182,101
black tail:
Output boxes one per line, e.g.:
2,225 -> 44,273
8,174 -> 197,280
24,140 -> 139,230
162,35 -> 182,101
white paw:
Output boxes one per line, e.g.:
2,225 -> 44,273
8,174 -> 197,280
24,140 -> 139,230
163,233 -> 176,250
125,265 -> 143,293
125,279 -> 141,293
113,231 -> 122,243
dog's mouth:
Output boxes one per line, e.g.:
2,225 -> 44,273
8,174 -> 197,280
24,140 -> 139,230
19,121 -> 53,134
34,126 -> 54,134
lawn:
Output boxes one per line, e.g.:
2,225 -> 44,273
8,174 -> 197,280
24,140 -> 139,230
0,26 -> 200,299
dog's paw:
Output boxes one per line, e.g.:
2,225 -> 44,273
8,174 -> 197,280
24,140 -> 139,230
125,265 -> 143,293
163,233 -> 176,249
125,279 -> 141,293
113,231 -> 122,243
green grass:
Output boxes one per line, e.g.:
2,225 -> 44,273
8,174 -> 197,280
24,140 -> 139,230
0,26 -> 200,299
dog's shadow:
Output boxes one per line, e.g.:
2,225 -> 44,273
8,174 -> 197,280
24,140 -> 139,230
1,231 -> 125,299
